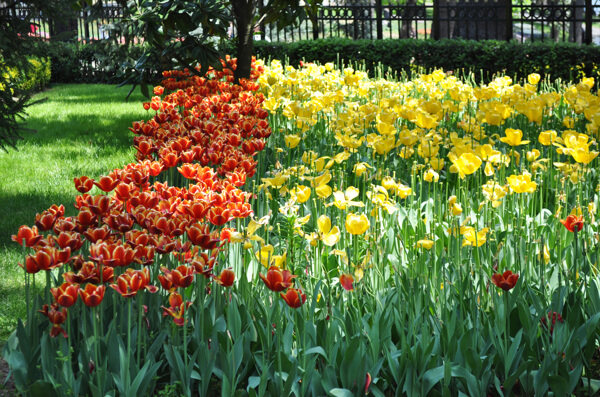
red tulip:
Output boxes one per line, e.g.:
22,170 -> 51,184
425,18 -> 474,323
54,231 -> 84,251
51,282 -> 80,307
84,225 -> 112,243
161,292 -> 192,326
259,266 -> 296,292
186,223 -> 220,249
94,175 -> 119,192
79,284 -> 106,307
561,214 -> 584,233
39,304 -> 68,338
63,262 -> 113,284
365,372 -> 372,395
340,274 -> 354,291
214,268 -> 235,287
206,207 -> 231,226
280,288 -> 306,308
492,270 -> 519,291
110,268 -> 158,298
12,225 -> 43,247
74,176 -> 94,193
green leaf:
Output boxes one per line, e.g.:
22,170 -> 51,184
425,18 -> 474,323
30,380 -> 58,397
246,376 -> 260,391
328,388 -> 354,397
304,346 -> 328,361
422,365 -> 444,395
547,375 -> 568,395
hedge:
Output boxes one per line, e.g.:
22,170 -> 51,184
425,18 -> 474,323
35,38 -> 600,85
249,38 -> 600,83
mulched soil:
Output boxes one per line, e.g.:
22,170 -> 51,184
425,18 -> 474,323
0,357 -> 16,397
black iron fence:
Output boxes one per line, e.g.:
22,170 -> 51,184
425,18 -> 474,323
258,1 -> 600,44
3,1 -> 600,45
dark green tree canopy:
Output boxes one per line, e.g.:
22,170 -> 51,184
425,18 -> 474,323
112,0 -> 322,94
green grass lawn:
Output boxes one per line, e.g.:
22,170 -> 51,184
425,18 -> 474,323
0,84 -> 148,342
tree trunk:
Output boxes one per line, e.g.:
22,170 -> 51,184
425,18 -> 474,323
400,0 -> 416,39
569,0 -> 584,43
438,0 -> 456,39
231,0 -> 255,82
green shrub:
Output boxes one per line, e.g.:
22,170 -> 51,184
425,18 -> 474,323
34,41 -> 155,84
0,56 -> 50,93
32,38 -> 600,85
250,38 -> 600,83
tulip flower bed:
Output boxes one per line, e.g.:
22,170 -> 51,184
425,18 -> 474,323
4,57 -> 600,396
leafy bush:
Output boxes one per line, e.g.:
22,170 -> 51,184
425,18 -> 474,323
0,56 -> 50,92
34,38 -> 600,86
250,38 -> 600,82
33,41 -> 150,84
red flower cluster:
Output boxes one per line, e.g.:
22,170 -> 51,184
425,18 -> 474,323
13,57 -> 270,334
540,311 -> 564,336
259,266 -> 305,308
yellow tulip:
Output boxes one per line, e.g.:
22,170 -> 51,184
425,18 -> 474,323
538,244 -> 550,265
500,128 -> 530,147
571,148 -> 599,164
416,239 -> 434,250
527,73 -> 541,85
315,184 -> 332,199
345,213 -> 370,235
451,203 -> 463,216
256,245 -> 274,267
290,185 -> 311,203
538,130 -> 557,146
317,215 -> 341,246
353,162 -> 372,177
429,157 -> 445,171
461,226 -> 489,247
526,149 -> 541,162
284,134 -> 301,149
330,187 -> 364,210
423,168 -> 439,183
396,184 -> 413,199
450,152 -> 482,179
507,172 -> 537,193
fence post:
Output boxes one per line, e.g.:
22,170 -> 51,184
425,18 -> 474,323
432,1 -> 440,40
505,0 -> 513,41
585,0 -> 592,44
375,0 -> 383,40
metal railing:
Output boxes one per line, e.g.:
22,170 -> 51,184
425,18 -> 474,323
257,1 -> 600,45
3,1 -> 600,45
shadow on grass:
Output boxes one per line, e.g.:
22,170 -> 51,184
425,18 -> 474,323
33,84 -> 149,105
22,113 -> 140,152
0,191 -> 77,246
